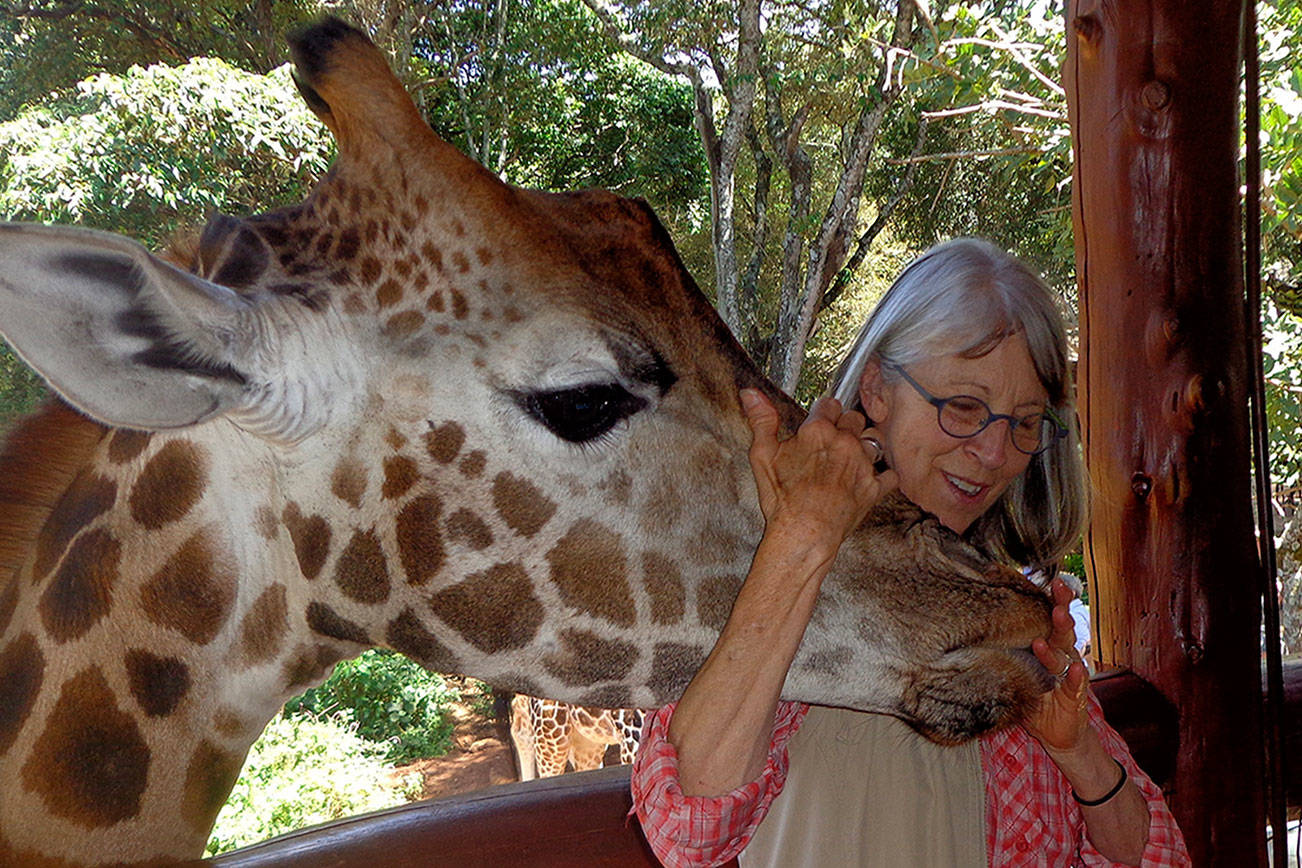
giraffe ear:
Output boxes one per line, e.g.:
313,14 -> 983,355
0,222 -> 256,429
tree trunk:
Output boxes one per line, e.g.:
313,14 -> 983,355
1065,1 -> 1263,863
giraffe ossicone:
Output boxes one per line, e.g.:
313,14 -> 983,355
0,17 -> 1054,865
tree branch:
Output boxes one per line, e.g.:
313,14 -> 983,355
885,145 -> 1044,164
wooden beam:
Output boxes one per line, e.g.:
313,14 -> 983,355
1064,0 -> 1263,863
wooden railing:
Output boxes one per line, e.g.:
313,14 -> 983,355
199,670 -> 1183,868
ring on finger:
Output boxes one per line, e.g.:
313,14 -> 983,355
862,435 -> 883,464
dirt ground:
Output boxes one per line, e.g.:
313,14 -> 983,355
388,693 -> 520,800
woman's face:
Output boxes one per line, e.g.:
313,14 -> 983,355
859,332 -> 1047,534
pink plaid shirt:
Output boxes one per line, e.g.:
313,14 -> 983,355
631,695 -> 1190,867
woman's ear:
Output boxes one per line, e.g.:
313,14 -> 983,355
858,357 -> 890,423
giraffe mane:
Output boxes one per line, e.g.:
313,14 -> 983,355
0,401 -> 109,583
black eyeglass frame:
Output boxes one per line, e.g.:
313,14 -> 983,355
886,363 -> 1068,456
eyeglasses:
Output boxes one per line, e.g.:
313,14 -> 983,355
888,364 -> 1068,456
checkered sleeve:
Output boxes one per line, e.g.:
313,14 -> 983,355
983,692 -> 1191,867
629,700 -> 810,868
1078,695 -> 1191,867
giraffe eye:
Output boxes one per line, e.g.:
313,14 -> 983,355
517,383 -> 647,444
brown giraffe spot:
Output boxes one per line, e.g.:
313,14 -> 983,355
128,440 -> 207,529
314,232 -> 333,258
385,427 -> 408,449
283,503 -> 331,580
343,292 -> 366,314
800,647 -> 854,675
140,529 -> 236,645
642,552 -> 686,625
431,562 -> 544,653
32,470 -> 117,580
213,708 -> 247,738
649,642 -> 706,700
687,521 -> 746,567
330,458 -> 368,509
335,227 -> 360,260
475,246 -> 494,266
0,578 -> 16,636
283,642 -> 344,689
376,278 -> 403,307
424,421 -> 465,464
106,429 -> 152,464
383,311 -> 426,340
640,475 -> 683,536
459,450 -> 487,477
546,520 -> 635,628
542,629 -> 637,687
234,584 -> 289,667
182,740 -> 244,836
359,255 -> 382,284
421,240 -> 443,271
696,574 -> 745,632
601,469 -> 633,505
334,529 -> 391,604
491,472 -> 557,538
450,288 -> 469,319
395,495 -> 445,586
124,649 -> 190,717
394,257 -> 414,278
39,528 -> 120,643
255,505 -> 280,540
21,668 -> 150,828
385,608 -> 459,672
382,455 -> 419,499
578,686 -> 632,708
445,508 -> 493,550
0,633 -> 44,754
305,602 -> 370,645
427,291 -> 446,313
451,251 -> 470,273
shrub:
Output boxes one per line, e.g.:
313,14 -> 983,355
204,712 -> 420,856
284,649 -> 457,763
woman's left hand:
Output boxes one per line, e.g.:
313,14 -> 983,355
1024,577 -> 1091,752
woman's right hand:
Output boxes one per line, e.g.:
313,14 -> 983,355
741,388 -> 898,555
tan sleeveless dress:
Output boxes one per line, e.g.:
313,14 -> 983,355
738,706 -> 987,867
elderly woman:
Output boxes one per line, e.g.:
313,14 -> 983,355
631,238 -> 1189,867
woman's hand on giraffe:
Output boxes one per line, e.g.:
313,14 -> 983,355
1024,577 -> 1091,752
741,389 -> 898,556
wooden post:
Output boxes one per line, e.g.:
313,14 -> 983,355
1064,1 -> 1263,863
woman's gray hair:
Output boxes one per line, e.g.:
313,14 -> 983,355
827,237 -> 1087,570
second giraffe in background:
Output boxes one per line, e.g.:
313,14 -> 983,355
510,695 -> 644,781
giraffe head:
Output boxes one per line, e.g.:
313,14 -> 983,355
0,18 -> 1053,863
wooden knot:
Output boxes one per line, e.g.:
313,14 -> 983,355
1141,80 -> 1172,111
1130,472 -> 1153,499
1183,374 -> 1204,414
1072,14 -> 1101,45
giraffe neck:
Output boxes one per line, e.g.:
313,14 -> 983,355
0,407 -> 359,862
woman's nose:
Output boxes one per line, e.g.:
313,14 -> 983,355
966,419 -> 1012,466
